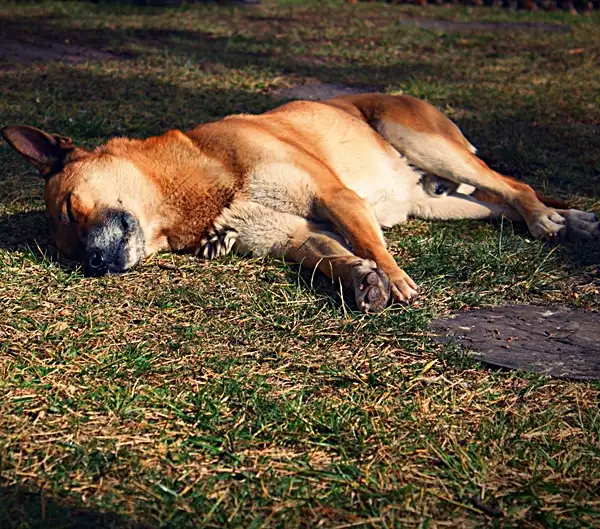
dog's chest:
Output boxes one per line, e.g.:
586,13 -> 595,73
198,144 -> 425,259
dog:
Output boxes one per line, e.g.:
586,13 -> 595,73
2,93 -> 599,312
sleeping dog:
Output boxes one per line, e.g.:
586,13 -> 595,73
3,94 -> 598,312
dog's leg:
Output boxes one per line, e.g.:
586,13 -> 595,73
385,129 -> 573,239
410,192 -> 600,239
333,95 -> 596,240
466,189 -> 599,239
212,202 -> 393,312
284,223 -> 394,313
314,186 -> 419,302
409,193 -> 522,222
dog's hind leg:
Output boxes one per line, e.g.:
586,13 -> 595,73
378,122 -> 573,239
331,94 -> 598,241
409,192 -> 522,222
409,190 -> 600,239
211,202 -> 393,313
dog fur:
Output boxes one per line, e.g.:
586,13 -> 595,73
2,93 -> 598,312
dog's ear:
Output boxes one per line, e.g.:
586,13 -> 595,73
1,125 -> 76,178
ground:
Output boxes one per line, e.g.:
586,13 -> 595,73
0,1 -> 599,527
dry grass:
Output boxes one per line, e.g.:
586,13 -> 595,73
0,1 -> 599,527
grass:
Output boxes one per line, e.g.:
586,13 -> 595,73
0,0 -> 599,527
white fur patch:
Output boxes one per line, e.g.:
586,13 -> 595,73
247,163 -> 317,218
202,201 -> 306,258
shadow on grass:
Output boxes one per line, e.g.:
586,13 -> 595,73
0,210 -> 50,252
0,210 -> 85,274
0,483 -> 152,529
1,8 -> 598,183
0,10 -> 439,92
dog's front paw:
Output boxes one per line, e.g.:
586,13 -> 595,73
558,209 -> 600,240
198,222 -> 238,259
389,272 -> 419,304
351,260 -> 392,313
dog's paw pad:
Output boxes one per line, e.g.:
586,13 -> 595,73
352,261 -> 392,313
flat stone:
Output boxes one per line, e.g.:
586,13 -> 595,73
429,305 -> 600,379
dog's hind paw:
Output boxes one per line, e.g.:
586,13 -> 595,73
351,260 -> 392,313
198,222 -> 238,260
558,209 -> 600,240
527,208 -> 568,240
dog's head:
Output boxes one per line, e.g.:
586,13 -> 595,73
2,126 -> 169,276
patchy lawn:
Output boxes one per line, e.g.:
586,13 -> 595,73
1,1 -> 599,527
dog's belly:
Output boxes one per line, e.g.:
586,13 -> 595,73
334,151 -> 425,228
247,151 -> 424,228
239,101 -> 430,227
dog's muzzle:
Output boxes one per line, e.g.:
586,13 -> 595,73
84,210 -> 144,276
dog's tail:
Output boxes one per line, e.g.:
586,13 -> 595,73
472,189 -> 569,210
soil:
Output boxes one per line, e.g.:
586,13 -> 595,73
0,38 -> 125,66
275,82 -> 381,101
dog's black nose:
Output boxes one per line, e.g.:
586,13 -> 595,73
82,209 -> 143,276
85,248 -> 109,276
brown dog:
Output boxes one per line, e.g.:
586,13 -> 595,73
2,94 -> 598,312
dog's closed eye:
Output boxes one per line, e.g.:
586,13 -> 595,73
64,192 -> 76,223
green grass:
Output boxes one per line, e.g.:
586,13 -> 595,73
1,0 -> 600,527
